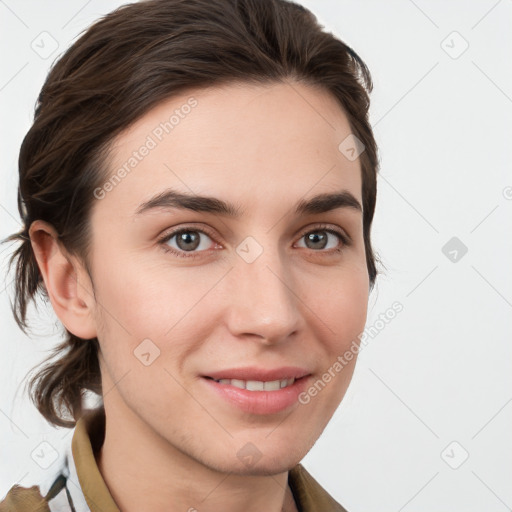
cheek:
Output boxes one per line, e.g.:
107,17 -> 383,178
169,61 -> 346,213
93,248 -> 207,331
91,254 -> 225,374
303,274 -> 367,417
309,267 -> 369,353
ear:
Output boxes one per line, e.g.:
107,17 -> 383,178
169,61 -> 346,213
28,220 -> 98,340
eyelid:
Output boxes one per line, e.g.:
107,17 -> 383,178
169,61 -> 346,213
158,223 -> 217,242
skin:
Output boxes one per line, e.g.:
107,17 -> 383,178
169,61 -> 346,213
29,80 -> 369,512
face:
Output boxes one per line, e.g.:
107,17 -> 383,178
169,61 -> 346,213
86,80 -> 369,475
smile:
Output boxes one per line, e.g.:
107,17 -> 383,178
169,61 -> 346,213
201,373 -> 311,415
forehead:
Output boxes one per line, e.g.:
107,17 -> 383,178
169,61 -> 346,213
94,80 -> 362,220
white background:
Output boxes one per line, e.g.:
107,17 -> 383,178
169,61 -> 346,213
1,1 -> 511,510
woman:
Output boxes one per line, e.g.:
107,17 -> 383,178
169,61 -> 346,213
0,0 -> 380,510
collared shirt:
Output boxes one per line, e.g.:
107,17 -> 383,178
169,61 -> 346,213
0,407 -> 348,511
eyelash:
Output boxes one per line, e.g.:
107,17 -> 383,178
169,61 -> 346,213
157,223 -> 351,259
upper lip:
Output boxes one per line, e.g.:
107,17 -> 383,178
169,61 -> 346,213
203,366 -> 311,381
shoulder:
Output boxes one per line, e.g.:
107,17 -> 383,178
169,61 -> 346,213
0,465 -> 72,512
0,484 -> 50,512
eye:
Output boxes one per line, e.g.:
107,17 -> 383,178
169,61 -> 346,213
295,224 -> 350,254
158,226 -> 219,259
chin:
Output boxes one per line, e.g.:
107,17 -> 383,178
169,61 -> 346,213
205,439 -> 312,477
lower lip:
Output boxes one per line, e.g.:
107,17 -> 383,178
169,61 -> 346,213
201,375 -> 311,415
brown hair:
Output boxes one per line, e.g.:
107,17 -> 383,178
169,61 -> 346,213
1,0 -> 381,428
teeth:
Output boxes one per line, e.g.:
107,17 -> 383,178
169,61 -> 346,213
231,379 -> 245,388
214,378 -> 295,391
264,380 -> 280,391
246,380 -> 264,391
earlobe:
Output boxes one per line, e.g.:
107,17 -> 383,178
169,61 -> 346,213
28,220 -> 98,340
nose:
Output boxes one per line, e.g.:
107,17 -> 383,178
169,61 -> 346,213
225,240 -> 302,345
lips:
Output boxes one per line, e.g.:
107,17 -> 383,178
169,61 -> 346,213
200,366 -> 312,414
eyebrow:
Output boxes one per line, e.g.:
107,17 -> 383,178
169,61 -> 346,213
134,188 -> 363,217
